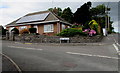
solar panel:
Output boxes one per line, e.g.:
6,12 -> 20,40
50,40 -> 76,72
16,12 -> 49,23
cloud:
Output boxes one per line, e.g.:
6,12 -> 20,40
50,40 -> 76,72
0,2 -> 48,26
0,1 -> 119,33
1,0 -> 119,2
112,21 -> 119,32
0,1 -> 83,26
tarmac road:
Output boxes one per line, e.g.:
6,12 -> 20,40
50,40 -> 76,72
1,33 -> 119,73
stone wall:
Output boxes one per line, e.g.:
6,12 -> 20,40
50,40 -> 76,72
14,34 -> 103,43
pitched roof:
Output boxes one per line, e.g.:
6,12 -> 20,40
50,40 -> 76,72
6,10 -> 71,27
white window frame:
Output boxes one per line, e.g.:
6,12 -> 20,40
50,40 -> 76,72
9,27 -> 14,32
44,24 -> 54,33
19,26 -> 27,31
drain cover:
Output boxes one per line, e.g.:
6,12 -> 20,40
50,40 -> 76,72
63,62 -> 77,68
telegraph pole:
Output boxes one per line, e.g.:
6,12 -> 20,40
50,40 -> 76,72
107,3 -> 110,32
105,2 -> 110,31
105,2 -> 110,35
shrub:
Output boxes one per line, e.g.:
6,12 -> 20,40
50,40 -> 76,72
71,23 -> 83,28
88,29 -> 96,36
29,28 -> 37,33
1,27 -> 6,35
57,28 -> 86,37
20,29 -> 29,34
11,28 -> 19,34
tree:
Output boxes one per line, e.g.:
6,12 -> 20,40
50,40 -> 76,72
73,1 -> 92,24
90,4 -> 113,34
0,26 -> 6,35
90,4 -> 110,17
61,7 -> 73,23
48,7 -> 62,16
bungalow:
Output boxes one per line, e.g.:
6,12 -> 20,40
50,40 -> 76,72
6,10 -> 71,36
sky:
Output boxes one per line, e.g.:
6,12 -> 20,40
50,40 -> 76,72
0,0 -> 119,32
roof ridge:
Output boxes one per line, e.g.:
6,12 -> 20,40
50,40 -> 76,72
25,10 -> 50,16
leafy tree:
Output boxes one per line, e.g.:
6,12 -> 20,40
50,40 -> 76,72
48,7 -> 62,16
90,4 -> 113,34
61,7 -> 73,23
90,4 -> 110,17
73,1 -> 92,24
0,26 -> 6,35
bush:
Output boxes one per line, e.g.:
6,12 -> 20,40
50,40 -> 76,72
11,28 -> 19,34
20,29 -> 29,34
57,28 -> 86,37
29,28 -> 37,33
71,25 -> 83,28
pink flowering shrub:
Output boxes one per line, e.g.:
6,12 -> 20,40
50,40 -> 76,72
83,29 -> 90,33
83,29 -> 96,36
88,30 -> 96,36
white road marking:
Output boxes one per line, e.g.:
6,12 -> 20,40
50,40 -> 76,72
66,52 -> 119,59
113,44 -> 119,53
117,43 -> 120,46
15,42 -> 22,44
8,46 -> 42,50
1,53 -> 22,73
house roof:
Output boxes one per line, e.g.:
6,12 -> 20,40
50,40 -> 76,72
6,10 -> 71,27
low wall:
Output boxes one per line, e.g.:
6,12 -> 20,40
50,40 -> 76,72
13,34 -> 103,43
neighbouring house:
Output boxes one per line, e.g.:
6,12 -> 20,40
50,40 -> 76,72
6,10 -> 71,36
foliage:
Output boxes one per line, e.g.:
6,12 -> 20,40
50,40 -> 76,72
57,28 -> 87,37
90,4 -> 110,17
90,4 -> 113,34
88,20 -> 98,33
48,7 -> 73,23
11,28 -> 19,34
72,25 -> 83,28
29,28 -> 37,33
89,29 -> 96,36
19,29 -> 29,34
48,7 -> 62,16
83,29 -> 97,36
0,26 -> 6,35
71,23 -> 83,31
61,7 -> 73,23
73,1 -> 92,24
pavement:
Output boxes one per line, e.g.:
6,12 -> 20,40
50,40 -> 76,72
1,33 -> 120,73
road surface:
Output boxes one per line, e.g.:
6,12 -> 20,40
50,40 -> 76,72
1,33 -> 120,73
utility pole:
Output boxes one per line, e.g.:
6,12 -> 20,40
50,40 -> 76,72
105,2 -> 110,36
106,2 -> 110,33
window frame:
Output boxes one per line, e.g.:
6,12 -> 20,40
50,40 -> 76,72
44,24 -> 54,33
19,26 -> 27,31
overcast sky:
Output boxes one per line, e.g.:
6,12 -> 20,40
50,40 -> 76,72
0,0 -> 119,32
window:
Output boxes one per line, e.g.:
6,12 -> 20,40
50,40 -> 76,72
19,26 -> 27,31
33,25 -> 38,33
9,27 -> 14,32
44,24 -> 54,32
62,24 -> 66,30
68,26 -> 70,28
